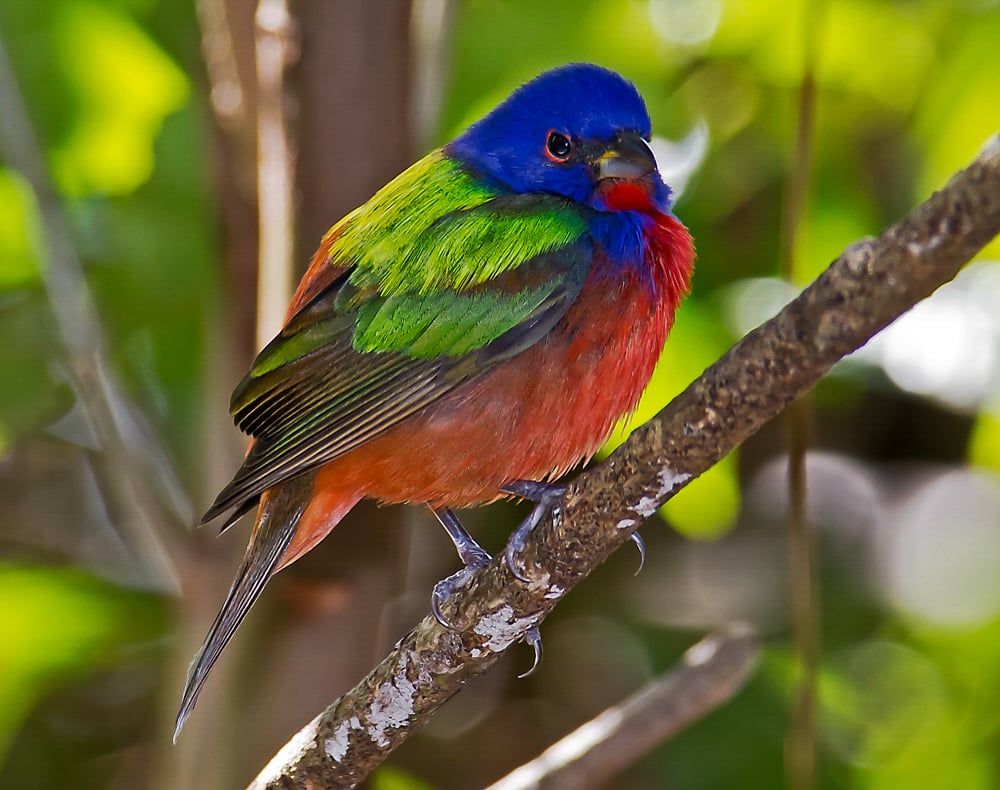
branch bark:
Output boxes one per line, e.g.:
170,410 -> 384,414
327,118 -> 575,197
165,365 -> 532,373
248,136 -> 1000,789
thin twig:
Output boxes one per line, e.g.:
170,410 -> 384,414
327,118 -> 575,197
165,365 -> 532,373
485,627 -> 758,790
410,0 -> 457,151
780,2 -> 823,787
246,137 -> 1000,789
784,397 -> 817,788
254,0 -> 297,348
196,0 -> 248,131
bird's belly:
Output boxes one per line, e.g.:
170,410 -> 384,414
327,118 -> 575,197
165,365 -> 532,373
313,275 -> 671,508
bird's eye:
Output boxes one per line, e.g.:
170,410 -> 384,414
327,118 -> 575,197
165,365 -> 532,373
545,131 -> 572,162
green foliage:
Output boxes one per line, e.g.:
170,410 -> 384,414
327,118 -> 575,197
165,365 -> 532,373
0,0 -> 214,453
50,1 -> 187,196
0,0 -> 205,781
0,564 -> 163,763
0,170 -> 42,290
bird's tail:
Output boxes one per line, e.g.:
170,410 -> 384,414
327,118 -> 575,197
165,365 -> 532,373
173,476 -> 315,742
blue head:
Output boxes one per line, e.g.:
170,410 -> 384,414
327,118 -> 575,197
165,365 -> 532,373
447,64 -> 672,212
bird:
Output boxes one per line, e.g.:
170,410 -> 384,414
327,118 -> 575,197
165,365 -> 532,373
174,62 -> 695,740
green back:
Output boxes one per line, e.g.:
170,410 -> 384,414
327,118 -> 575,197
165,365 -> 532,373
330,151 -> 588,295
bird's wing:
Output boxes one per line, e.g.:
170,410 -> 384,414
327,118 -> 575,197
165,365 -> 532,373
203,195 -> 593,526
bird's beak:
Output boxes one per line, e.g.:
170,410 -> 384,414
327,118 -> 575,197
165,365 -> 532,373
595,133 -> 657,180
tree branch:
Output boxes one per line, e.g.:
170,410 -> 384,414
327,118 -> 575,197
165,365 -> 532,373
485,627 -> 758,790
248,136 -> 1000,789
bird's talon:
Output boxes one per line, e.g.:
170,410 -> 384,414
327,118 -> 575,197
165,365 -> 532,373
431,587 -> 453,629
629,531 -> 646,576
504,530 -> 532,582
432,563 -> 483,629
518,625 -> 543,678
502,481 -> 568,582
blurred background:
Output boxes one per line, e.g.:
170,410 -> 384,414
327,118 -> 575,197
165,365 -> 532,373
1,0 -> 999,788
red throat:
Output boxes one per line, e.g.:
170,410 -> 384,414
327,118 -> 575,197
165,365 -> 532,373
599,179 -> 657,212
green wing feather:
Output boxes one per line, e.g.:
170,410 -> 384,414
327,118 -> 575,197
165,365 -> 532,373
330,153 -> 588,294
203,152 -> 593,525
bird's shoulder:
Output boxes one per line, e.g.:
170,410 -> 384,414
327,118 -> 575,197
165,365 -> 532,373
328,149 -> 594,296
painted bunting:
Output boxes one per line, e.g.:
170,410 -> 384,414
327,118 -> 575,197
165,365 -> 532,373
175,63 -> 694,739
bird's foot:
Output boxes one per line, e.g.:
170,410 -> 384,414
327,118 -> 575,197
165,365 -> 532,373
430,505 -> 546,678
501,480 -> 568,582
431,508 -> 492,628
501,481 -> 646,578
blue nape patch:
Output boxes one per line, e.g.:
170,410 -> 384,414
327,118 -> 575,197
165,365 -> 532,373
447,64 -> 670,210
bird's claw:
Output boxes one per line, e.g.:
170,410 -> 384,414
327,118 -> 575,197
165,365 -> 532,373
519,625 -> 543,678
432,552 -> 491,629
504,525 -> 532,582
629,531 -> 646,576
501,481 -> 568,582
